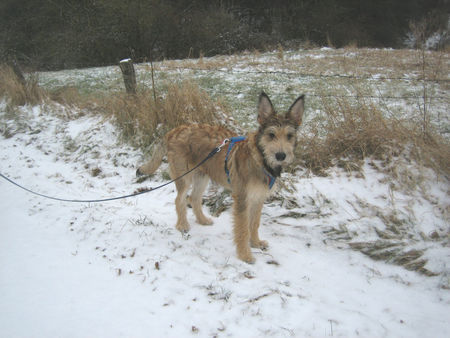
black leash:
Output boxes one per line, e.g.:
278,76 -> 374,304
0,140 -> 229,203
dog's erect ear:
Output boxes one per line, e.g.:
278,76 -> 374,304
286,94 -> 305,126
257,92 -> 275,125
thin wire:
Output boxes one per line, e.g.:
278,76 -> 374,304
158,66 -> 450,83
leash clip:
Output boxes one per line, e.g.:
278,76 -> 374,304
217,138 -> 230,152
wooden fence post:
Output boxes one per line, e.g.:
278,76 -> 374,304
119,58 -> 137,94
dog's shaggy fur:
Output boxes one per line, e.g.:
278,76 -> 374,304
137,92 -> 304,263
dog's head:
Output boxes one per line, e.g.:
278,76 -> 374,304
256,92 -> 304,177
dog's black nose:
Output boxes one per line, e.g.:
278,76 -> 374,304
275,152 -> 286,161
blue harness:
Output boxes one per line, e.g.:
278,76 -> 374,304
224,136 -> 276,189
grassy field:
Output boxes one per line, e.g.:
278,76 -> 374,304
37,48 -> 449,130
32,48 -> 450,177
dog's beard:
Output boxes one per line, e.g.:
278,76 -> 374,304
259,148 -> 284,177
257,137 -> 284,178
263,158 -> 282,177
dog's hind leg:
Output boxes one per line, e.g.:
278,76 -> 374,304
190,172 -> 213,226
168,150 -> 192,233
174,176 -> 191,232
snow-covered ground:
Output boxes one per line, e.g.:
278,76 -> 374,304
1,100 -> 449,337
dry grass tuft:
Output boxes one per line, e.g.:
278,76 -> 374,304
296,95 -> 450,177
92,81 -> 230,149
0,64 -> 45,106
349,241 -> 437,276
49,86 -> 84,107
0,70 -> 230,151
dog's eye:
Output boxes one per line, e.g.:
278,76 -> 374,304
287,133 -> 294,141
268,132 -> 276,140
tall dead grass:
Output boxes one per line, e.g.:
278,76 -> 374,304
92,81 -> 230,149
0,64 -> 45,106
1,59 -> 447,181
0,64 -> 229,150
296,95 -> 450,178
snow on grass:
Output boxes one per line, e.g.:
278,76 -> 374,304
1,99 -> 449,337
37,48 -> 449,134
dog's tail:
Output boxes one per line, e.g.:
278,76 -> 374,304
136,140 -> 166,176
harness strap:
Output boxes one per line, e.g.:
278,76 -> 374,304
224,136 -> 247,184
263,168 -> 277,189
224,136 -> 276,189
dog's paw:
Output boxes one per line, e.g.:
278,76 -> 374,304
135,168 -> 151,183
251,240 -> 269,250
244,255 -> 256,264
197,216 -> 213,226
238,250 -> 256,264
136,167 -> 144,177
176,222 -> 190,233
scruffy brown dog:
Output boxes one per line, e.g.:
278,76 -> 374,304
137,92 -> 304,263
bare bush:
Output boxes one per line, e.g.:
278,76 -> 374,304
0,64 -> 44,106
296,95 -> 450,177
91,81 -> 230,149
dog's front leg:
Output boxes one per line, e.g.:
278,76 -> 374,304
232,191 -> 254,264
249,199 -> 268,250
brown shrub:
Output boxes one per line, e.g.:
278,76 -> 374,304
93,81 -> 230,149
296,95 -> 450,177
0,64 -> 45,106
48,86 -> 84,107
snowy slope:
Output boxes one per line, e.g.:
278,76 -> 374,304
1,102 -> 449,337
